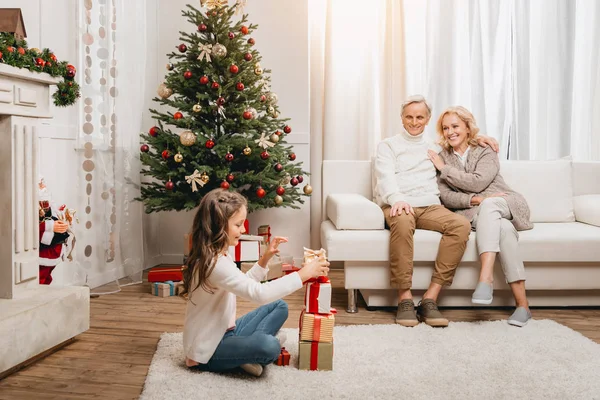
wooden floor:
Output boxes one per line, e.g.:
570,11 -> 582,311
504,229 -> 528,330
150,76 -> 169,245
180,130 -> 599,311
2,268 -> 600,399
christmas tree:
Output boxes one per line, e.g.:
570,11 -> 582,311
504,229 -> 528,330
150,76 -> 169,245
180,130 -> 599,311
139,1 -> 310,213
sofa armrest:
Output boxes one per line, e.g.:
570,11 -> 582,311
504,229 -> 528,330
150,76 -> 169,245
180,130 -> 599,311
326,194 -> 385,230
574,195 -> 600,227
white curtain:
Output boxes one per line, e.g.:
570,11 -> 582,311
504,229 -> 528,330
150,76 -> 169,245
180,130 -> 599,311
308,0 -> 406,248
403,0 -> 600,161
76,0 -> 147,291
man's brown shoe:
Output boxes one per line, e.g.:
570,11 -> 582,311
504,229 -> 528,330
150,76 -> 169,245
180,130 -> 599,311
395,299 -> 419,327
416,298 -> 449,327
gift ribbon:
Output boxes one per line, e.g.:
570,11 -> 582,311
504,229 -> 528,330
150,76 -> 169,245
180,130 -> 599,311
235,242 -> 241,261
310,341 -> 319,370
197,43 -> 212,62
185,169 -> 205,192
308,282 -> 320,313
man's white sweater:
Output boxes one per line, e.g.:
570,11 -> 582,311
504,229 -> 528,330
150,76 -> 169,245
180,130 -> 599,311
374,129 -> 441,207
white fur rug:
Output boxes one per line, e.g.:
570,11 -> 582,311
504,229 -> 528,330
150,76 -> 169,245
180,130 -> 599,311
141,320 -> 600,400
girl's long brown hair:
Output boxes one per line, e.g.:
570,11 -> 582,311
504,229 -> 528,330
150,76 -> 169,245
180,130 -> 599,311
180,188 -> 247,298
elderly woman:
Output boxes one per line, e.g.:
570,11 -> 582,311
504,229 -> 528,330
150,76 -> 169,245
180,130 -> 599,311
427,106 -> 533,327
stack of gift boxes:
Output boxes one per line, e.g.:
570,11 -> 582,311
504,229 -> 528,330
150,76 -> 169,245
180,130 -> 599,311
148,266 -> 184,297
298,248 -> 335,371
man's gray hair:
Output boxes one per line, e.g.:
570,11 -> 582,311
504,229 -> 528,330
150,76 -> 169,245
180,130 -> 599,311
401,95 -> 432,117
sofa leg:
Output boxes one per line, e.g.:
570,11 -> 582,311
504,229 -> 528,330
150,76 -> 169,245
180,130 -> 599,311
346,289 -> 358,313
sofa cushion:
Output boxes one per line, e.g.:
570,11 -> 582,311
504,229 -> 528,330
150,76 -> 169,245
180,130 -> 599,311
573,195 -> 600,227
321,220 -> 600,263
500,159 -> 575,222
326,194 -> 385,230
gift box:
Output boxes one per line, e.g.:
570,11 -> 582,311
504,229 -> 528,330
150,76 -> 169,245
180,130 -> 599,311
229,240 -> 260,262
303,247 -> 327,264
298,341 -> 333,371
299,309 -> 335,343
151,280 -> 179,297
148,266 -> 183,282
305,276 -> 332,314
282,263 -> 300,275
258,224 -> 271,244
274,347 -> 290,366
240,258 -> 283,281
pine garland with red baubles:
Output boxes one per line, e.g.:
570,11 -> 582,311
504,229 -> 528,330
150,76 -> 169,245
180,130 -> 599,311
138,2 -> 311,213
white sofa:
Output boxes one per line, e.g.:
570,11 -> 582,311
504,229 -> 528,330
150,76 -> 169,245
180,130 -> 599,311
320,159 -> 600,312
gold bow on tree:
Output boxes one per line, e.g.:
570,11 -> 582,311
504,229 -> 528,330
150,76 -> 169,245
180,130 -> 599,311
254,132 -> 275,149
235,0 -> 247,14
185,169 -> 206,192
198,44 -> 213,62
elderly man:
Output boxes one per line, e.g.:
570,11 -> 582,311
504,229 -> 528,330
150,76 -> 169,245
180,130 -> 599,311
374,95 -> 498,327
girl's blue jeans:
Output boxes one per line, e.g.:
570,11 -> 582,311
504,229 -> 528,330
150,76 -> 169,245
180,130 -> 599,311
191,299 -> 287,372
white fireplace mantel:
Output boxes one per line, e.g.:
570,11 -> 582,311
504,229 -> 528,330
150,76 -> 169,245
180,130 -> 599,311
0,64 -> 89,377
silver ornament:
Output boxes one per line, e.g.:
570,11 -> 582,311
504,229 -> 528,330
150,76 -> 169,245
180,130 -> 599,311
212,43 -> 228,58
248,107 -> 258,119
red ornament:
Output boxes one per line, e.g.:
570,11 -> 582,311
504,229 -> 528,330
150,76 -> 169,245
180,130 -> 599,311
165,181 -> 174,191
247,38 -> 255,45
217,96 -> 226,106
17,47 -> 25,55
140,144 -> 149,153
6,46 -> 13,53
49,53 -> 57,62
244,53 -> 253,61
288,153 -> 297,161
297,175 -> 304,183
242,111 -> 253,120
161,150 -> 170,160
283,125 -> 292,134
274,163 -> 283,172
65,65 -> 76,79
35,57 -> 45,67
211,82 -> 220,90
228,32 -> 235,39
220,181 -> 230,189
198,24 -> 208,32
0,51 -> 4,59
226,173 -> 235,182
205,139 -> 215,149
260,151 -> 270,160
184,70 -> 192,79
256,187 -> 266,198
200,76 -> 209,85
174,112 -> 183,120
276,186 -> 285,196
229,64 -> 239,74
290,177 -> 299,186
178,44 -> 187,53
225,152 -> 234,162
149,126 -> 159,137
236,82 -> 244,91
46,62 -> 52,67
240,25 -> 249,35
260,95 -> 267,102
275,130 -> 282,136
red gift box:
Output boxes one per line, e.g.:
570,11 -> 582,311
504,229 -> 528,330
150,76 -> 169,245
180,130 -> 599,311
148,266 -> 184,282
274,347 -> 290,366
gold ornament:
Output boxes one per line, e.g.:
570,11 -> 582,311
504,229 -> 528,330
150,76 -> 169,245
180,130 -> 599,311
243,146 -> 252,156
303,184 -> 313,195
200,172 -> 210,184
202,0 -> 228,9
272,111 -> 279,118
267,106 -> 275,114
269,133 -> 280,143
268,92 -> 279,104
166,63 -> 174,70
174,153 -> 183,163
274,195 -> 283,205
193,104 -> 202,112
157,83 -> 173,99
212,43 -> 228,58
254,66 -> 263,75
254,62 -> 261,68
179,130 -> 196,146
30,47 -> 41,54
280,173 -> 291,185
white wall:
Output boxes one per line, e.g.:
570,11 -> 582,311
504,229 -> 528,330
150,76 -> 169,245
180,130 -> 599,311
153,0 -> 311,264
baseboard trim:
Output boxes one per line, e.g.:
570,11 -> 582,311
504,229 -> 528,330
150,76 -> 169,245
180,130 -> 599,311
0,337 -> 75,380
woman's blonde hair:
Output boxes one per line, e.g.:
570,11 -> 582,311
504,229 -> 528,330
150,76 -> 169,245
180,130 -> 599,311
181,188 -> 247,298
436,106 -> 480,151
